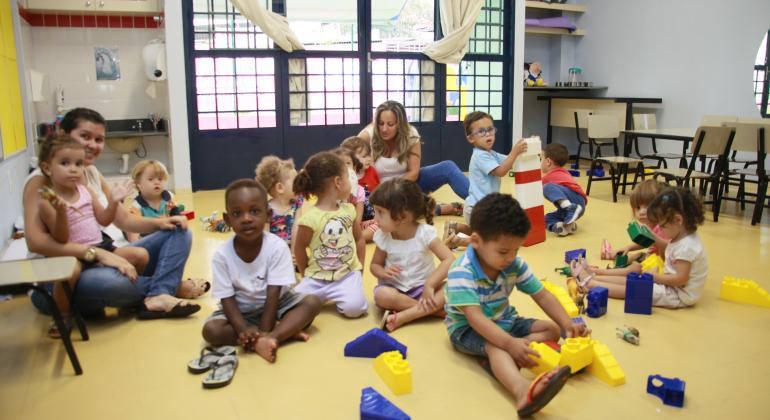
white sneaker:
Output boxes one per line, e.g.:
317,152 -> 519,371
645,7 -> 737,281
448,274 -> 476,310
565,222 -> 578,234
550,222 -> 569,237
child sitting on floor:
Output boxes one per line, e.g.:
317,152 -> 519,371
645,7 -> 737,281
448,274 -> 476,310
341,136 -> 379,242
368,179 -> 455,331
540,143 -> 587,236
202,179 -> 322,363
573,186 -> 708,308
438,193 -> 589,417
255,155 -> 304,250
444,111 -> 527,249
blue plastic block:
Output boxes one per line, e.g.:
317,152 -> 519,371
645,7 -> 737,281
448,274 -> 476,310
586,287 -> 608,318
568,170 -> 580,177
571,163 -> 579,169
647,375 -> 685,407
571,316 -> 585,325
564,248 -> 587,264
585,167 -> 605,177
360,387 -> 411,420
625,273 -> 653,315
345,329 -> 407,359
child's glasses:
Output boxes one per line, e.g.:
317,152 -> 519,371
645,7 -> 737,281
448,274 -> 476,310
470,127 -> 496,138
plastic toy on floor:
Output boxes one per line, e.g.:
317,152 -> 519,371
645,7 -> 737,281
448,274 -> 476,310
566,277 -> 586,314
374,351 -> 412,395
586,164 -> 605,177
554,266 -> 572,276
647,374 -> 685,407
360,387 -> 411,420
616,325 -> 639,345
344,328 -> 407,359
614,252 -> 629,269
719,276 -> 770,308
586,287 -> 608,318
625,273 -> 653,315
200,211 -> 231,232
564,248 -> 586,264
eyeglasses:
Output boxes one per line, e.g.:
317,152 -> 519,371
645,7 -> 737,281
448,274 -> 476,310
470,127 -> 496,138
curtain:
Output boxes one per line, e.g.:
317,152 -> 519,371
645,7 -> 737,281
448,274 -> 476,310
231,0 -> 305,52
422,0 -> 485,64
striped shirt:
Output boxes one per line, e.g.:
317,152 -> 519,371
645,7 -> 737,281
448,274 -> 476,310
444,246 -> 543,334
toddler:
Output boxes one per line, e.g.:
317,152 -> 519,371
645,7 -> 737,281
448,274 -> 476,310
255,155 -> 304,250
540,143 -> 586,236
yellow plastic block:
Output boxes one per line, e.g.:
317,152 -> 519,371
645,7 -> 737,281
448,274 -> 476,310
587,340 -> 625,386
720,277 -> 770,308
374,351 -> 412,395
542,280 -> 579,317
527,342 -> 562,376
559,336 -> 594,373
640,254 -> 664,275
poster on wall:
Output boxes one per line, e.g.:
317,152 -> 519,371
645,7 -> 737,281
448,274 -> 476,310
94,47 -> 121,81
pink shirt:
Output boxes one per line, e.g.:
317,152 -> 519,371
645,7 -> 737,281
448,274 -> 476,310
66,185 -> 102,246
649,224 -> 668,255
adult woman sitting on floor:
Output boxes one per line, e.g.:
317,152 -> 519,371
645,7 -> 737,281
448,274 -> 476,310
358,100 -> 469,215
24,108 -> 202,320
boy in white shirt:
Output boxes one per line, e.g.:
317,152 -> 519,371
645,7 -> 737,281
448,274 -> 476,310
202,179 -> 322,362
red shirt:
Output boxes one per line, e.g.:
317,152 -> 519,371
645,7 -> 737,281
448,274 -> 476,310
542,167 -> 587,204
358,166 -> 380,192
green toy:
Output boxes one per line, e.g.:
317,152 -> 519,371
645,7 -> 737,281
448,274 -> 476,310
555,266 -> 572,276
614,252 -> 629,268
627,221 -> 655,247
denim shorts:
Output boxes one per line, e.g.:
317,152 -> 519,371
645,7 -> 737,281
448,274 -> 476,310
206,290 -> 305,325
449,317 -> 537,357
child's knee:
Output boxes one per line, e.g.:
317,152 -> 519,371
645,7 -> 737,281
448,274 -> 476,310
202,319 -> 232,345
303,295 -> 323,315
337,298 -> 368,318
541,321 -> 561,341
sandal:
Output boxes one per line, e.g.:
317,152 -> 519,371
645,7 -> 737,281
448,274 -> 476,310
442,221 -> 458,243
450,202 -> 463,216
202,355 -> 239,389
380,310 -> 393,330
517,366 -> 571,417
47,316 -> 73,339
178,278 -> 211,299
569,258 -> 594,288
187,345 -> 237,374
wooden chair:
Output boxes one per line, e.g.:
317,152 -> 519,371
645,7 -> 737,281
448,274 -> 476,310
572,110 -> 593,169
719,121 -> 770,225
0,257 -> 88,375
586,114 -> 644,202
631,113 -> 684,168
654,126 -> 735,222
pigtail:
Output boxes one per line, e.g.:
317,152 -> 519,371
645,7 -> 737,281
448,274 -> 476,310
423,194 -> 436,225
293,169 -> 314,197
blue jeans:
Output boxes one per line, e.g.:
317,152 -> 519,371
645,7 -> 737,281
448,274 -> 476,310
31,227 -> 192,316
449,317 -> 536,357
543,183 -> 586,227
417,161 -> 469,199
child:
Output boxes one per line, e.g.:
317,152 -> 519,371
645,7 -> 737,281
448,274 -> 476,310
129,159 -> 209,299
368,179 -> 455,331
341,136 -> 379,242
444,111 -> 527,248
436,193 -> 589,417
292,151 -> 368,318
332,147 -> 368,262
37,136 -> 148,335
255,155 -> 304,250
574,187 -> 707,308
201,179 -> 322,363
540,143 -> 587,236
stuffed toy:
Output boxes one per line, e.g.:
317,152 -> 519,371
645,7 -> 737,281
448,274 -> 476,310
524,61 -> 546,87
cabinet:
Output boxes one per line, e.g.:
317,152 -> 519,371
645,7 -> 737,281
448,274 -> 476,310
26,0 -> 161,14
524,1 -> 586,37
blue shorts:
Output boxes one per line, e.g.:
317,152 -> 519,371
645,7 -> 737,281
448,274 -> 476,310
449,317 -> 537,357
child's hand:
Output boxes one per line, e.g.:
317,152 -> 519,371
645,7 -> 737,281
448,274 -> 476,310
157,215 -> 188,230
564,322 -> 591,338
110,179 -> 134,203
383,265 -> 403,280
419,286 -> 438,311
511,138 -> 528,156
505,337 -> 539,368
237,327 -> 260,351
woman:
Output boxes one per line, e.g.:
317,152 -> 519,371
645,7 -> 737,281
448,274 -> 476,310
358,101 -> 469,212
24,108 -> 199,319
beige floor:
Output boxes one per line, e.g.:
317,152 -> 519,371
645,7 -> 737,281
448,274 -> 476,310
2,174 -> 770,420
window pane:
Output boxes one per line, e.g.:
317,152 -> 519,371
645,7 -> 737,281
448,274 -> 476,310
288,57 -> 360,126
196,57 -> 215,75
446,60 -> 504,121
236,76 -> 257,93
371,0 -> 434,52
257,76 -> 275,92
259,111 -> 276,127
467,0 -> 504,55
237,93 -> 257,110
238,112 -> 259,128
198,113 -> 218,130
196,77 -> 215,94
370,58 -> 434,122
287,0 -> 358,51
197,95 -> 216,112
217,94 -> 236,111
216,76 -> 235,93
194,0 -> 273,50
218,112 -> 237,129
257,93 -> 276,110
235,57 -> 255,74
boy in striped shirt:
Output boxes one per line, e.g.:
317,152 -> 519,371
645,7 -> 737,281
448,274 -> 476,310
430,193 -> 589,416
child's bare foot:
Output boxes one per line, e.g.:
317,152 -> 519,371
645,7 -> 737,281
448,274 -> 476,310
292,330 -> 310,341
254,336 -> 278,363
384,312 -> 400,332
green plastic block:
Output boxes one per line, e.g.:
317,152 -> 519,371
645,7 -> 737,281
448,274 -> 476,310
627,222 -> 655,247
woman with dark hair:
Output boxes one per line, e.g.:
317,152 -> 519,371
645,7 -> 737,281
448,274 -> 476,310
24,107 -> 200,319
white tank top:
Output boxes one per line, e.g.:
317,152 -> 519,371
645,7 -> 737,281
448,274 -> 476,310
368,124 -> 421,182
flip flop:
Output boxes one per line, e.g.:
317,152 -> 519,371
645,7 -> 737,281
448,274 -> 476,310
137,302 -> 201,320
569,258 -> 594,288
450,202 -> 464,216
517,366 -> 571,417
380,310 -> 393,330
187,346 -> 237,374
202,355 -> 238,389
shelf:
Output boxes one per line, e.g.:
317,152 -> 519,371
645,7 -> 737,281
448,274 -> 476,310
525,1 -> 587,13
525,27 -> 586,36
525,86 -> 608,92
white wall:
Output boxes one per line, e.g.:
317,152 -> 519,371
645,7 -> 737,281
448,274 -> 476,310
164,0 -> 192,190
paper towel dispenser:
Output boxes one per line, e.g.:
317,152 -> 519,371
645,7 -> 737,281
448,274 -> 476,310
142,39 -> 167,81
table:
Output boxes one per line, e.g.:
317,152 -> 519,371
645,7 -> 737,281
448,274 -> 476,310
0,257 -> 88,375
621,128 -> 696,167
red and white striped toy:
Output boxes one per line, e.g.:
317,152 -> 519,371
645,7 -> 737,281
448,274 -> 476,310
513,136 -> 546,247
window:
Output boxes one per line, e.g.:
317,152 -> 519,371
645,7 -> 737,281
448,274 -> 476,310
195,56 -> 277,130
371,58 -> 435,122
289,57 -> 360,126
446,60 -> 503,121
286,0 -> 358,51
754,31 -> 769,118
192,0 -> 273,50
468,0 -> 504,55
371,0 -> 434,52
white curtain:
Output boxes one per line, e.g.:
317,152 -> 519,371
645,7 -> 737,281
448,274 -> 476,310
231,0 -> 305,52
422,0 -> 485,64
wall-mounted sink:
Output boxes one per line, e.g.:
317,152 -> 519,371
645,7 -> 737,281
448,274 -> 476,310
105,136 -> 144,154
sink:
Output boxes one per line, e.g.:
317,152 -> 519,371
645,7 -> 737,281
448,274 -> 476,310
105,136 -> 143,153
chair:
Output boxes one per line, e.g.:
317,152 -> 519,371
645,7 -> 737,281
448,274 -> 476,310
718,121 -> 770,225
0,257 -> 88,375
653,126 -> 735,222
572,110 -> 592,169
585,114 -> 644,202
697,115 -> 739,172
631,114 -> 684,168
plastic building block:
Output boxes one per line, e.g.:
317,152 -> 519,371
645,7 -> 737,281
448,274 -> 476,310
521,136 -> 542,157
627,221 -> 655,247
614,252 -> 629,268
647,375 -> 685,407
564,248 -> 587,264
640,254 -> 664,275
571,162 -> 579,170
544,340 -> 561,351
586,167 -> 605,177
586,286 -> 608,318
568,169 -> 580,177
360,387 -> 411,420
571,316 -> 585,325
559,336 -> 594,373
541,280 -> 579,317
528,342 -> 562,375
587,339 -> 626,386
625,273 -> 653,315
345,329 -> 407,359
719,277 -> 770,308
374,351 -> 412,395
554,266 -> 572,276
181,210 -> 195,220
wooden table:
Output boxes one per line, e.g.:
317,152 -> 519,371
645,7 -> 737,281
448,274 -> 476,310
0,257 -> 88,375
621,128 -> 696,167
